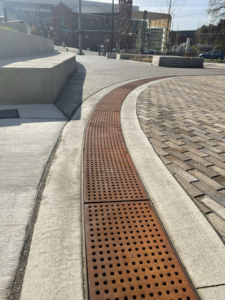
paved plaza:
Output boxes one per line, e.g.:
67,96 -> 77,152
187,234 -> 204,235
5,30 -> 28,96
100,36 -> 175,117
1,51 -> 225,300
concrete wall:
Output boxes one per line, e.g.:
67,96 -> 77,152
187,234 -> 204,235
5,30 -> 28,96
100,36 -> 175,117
106,53 -> 116,59
0,28 -> 53,59
2,22 -> 31,34
0,52 -> 76,104
152,56 -> 204,68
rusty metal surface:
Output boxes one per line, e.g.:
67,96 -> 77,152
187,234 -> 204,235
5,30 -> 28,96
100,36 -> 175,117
84,128 -> 148,203
83,76 -> 198,300
88,112 -> 120,128
93,77 -> 174,113
85,128 -> 126,150
85,202 -> 198,300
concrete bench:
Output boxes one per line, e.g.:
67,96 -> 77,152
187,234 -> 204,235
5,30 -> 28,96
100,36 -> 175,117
152,56 -> 204,68
0,52 -> 76,105
106,53 -> 116,59
117,53 -> 153,60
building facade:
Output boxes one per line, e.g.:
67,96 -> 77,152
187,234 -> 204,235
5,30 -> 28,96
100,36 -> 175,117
170,30 -> 196,48
1,0 -> 171,51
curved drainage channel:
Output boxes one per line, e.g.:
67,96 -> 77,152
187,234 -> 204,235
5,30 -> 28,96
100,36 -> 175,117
83,77 -> 199,300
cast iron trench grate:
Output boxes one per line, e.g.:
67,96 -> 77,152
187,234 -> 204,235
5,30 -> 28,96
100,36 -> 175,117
83,77 -> 199,300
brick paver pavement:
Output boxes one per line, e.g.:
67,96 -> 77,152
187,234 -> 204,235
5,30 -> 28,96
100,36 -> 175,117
137,76 -> 225,244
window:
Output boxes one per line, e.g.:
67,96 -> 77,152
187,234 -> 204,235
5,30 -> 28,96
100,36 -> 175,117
60,16 -> 65,29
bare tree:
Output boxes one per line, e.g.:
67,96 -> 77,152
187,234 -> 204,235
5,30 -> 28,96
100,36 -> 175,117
114,4 -> 131,51
172,26 -> 180,51
208,0 -> 225,22
194,25 -> 204,55
156,0 -> 186,53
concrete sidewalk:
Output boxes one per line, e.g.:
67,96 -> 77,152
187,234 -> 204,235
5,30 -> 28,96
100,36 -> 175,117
0,104 -> 66,299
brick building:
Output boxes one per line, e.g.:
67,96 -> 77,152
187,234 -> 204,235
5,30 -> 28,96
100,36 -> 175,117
2,0 -> 171,51
51,0 -> 171,51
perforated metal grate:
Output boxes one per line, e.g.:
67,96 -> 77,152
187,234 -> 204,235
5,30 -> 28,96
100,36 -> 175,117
88,112 -> 120,128
85,202 -> 198,300
85,127 -> 126,150
84,129 -> 148,203
83,76 -> 198,300
94,89 -> 131,112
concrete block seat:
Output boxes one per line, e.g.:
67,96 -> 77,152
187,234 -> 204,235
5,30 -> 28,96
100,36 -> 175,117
106,52 -> 116,59
0,52 -> 76,105
117,53 -> 153,60
152,56 -> 204,68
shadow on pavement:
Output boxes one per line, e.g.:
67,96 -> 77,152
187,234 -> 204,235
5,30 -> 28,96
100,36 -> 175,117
54,61 -> 86,120
0,103 -> 66,127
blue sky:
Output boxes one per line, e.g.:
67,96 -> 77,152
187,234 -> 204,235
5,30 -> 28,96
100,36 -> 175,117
90,0 -> 210,30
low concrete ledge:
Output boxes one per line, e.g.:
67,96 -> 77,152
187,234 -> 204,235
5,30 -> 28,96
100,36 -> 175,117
0,28 -> 53,59
0,52 -> 76,105
152,56 -> 204,68
106,52 -> 116,59
2,22 -> 31,34
117,53 -> 153,60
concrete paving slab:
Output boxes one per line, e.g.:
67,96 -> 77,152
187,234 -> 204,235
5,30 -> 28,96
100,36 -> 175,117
0,118 -> 66,299
20,120 -> 85,300
198,285 -> 225,299
121,79 -> 225,293
0,224 -> 28,299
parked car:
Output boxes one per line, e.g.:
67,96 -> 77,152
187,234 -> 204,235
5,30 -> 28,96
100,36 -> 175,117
120,49 -> 128,53
144,49 -> 157,55
199,50 -> 224,61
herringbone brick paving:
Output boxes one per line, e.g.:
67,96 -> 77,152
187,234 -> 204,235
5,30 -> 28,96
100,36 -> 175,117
137,76 -> 225,243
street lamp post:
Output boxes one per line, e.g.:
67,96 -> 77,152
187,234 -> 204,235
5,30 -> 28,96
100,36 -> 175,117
78,0 -> 84,55
98,17 -> 101,56
110,0 -> 114,53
